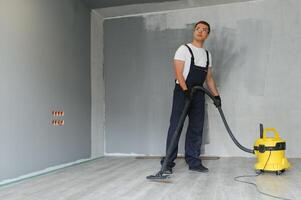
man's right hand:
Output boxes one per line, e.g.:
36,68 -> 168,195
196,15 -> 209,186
183,89 -> 192,100
213,95 -> 221,107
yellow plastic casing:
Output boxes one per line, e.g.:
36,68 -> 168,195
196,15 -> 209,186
254,128 -> 290,171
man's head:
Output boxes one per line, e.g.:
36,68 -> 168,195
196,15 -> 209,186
193,21 -> 210,42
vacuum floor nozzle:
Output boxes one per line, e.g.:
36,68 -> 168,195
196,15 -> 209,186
146,171 -> 171,182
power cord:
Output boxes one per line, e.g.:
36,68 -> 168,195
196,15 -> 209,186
233,151 -> 293,200
206,97 -> 292,199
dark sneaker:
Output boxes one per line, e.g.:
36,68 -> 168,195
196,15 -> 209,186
163,166 -> 173,174
189,164 -> 209,173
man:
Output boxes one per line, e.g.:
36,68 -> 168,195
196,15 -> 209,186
161,20 -> 221,174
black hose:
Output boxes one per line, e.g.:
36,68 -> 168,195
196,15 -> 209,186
147,85 -> 254,180
191,86 -> 254,154
217,106 -> 254,154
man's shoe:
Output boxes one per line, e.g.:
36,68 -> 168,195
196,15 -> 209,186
163,166 -> 173,174
189,164 -> 209,173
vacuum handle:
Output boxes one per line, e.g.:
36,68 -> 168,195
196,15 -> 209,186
190,86 -> 216,102
263,128 -> 280,139
260,123 -> 264,138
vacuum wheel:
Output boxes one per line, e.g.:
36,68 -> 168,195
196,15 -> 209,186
275,169 -> 285,175
255,170 -> 264,174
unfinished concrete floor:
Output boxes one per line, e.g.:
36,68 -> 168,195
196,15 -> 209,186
0,157 -> 300,200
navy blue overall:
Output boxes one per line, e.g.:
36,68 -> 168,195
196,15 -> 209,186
162,44 -> 209,169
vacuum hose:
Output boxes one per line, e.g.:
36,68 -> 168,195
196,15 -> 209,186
191,86 -> 254,154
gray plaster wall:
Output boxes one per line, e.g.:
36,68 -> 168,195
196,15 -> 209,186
0,0 -> 91,181
104,0 -> 301,157
91,11 -> 105,158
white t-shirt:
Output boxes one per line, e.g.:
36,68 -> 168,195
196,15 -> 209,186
174,43 -> 212,83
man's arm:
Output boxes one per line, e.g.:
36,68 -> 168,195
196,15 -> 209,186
174,59 -> 188,91
205,67 -> 219,96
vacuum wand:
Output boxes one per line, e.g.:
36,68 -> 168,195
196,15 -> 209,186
146,98 -> 192,181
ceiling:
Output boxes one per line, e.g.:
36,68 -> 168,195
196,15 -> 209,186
90,0 -> 255,19
82,0 -> 179,9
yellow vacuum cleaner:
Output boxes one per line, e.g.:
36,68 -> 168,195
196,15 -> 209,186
254,126 -> 290,174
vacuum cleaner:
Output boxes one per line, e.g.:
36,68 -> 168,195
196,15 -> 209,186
147,85 -> 290,181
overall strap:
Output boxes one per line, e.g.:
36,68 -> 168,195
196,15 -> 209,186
185,44 -> 195,63
205,50 -> 209,68
186,44 -> 209,68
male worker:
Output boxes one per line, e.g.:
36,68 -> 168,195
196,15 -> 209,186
161,21 -> 221,174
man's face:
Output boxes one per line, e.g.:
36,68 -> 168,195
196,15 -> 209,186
193,23 -> 209,42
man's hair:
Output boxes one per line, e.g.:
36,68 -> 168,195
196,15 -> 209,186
194,21 -> 210,34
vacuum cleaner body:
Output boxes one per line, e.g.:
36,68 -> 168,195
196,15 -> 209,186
254,127 -> 290,173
